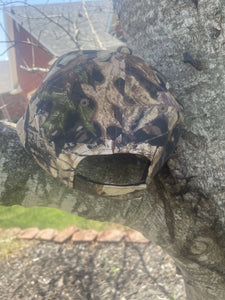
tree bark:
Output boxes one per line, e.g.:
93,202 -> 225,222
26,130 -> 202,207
112,0 -> 225,299
1,0 -> 225,299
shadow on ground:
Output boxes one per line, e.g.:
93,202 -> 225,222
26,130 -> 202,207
0,240 -> 185,300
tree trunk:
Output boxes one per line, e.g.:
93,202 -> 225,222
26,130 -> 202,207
112,0 -> 225,299
1,0 -> 225,299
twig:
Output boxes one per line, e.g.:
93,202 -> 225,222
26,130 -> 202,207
61,13 -> 80,47
0,104 -> 8,110
82,0 -> 106,50
1,1 -> 80,49
0,40 -> 52,57
20,64 -> 49,73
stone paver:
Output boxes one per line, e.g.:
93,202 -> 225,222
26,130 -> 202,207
0,227 -> 21,239
0,226 -> 151,244
54,225 -> 78,243
97,229 -> 125,242
17,227 -> 39,240
5,227 -> 21,235
72,229 -> 98,242
36,228 -> 58,241
125,230 -> 149,243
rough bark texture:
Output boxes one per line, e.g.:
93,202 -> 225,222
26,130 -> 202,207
1,1 -> 225,299
112,0 -> 225,299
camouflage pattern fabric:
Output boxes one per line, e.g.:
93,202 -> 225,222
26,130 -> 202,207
17,47 -> 183,196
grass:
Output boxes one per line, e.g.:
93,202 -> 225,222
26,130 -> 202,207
0,205 -> 125,232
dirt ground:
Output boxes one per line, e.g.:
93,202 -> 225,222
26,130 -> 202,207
0,240 -> 186,300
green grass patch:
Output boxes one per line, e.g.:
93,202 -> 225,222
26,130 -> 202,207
0,205 -> 124,232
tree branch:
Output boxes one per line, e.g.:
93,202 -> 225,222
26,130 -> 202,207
1,1 -> 81,50
0,40 -> 52,57
82,0 -> 106,50
19,64 -> 49,73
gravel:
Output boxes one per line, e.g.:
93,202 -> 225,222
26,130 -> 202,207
0,240 -> 186,300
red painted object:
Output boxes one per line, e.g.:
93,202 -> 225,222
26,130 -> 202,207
13,22 -> 53,99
